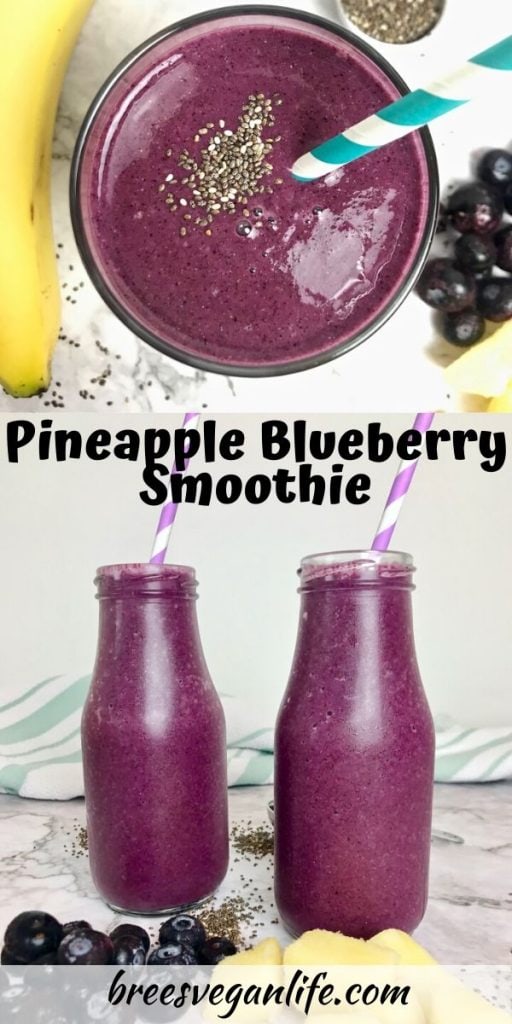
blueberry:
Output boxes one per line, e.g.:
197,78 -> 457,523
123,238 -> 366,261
1,946 -> 28,964
478,149 -> 512,190
198,937 -> 237,965
454,233 -> 496,275
417,259 -> 475,312
112,934 -> 147,966
505,183 -> 512,216
4,911 -> 63,963
109,923 -> 150,953
57,929 -> 113,965
435,201 -> 449,234
494,226 -> 512,273
32,952 -> 58,965
472,266 -> 494,281
441,310 -> 486,346
158,914 -> 206,951
62,920 -> 92,936
147,942 -> 198,966
447,182 -> 503,234
477,278 -> 512,322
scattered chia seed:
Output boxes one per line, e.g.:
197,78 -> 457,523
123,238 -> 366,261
63,820 -> 88,858
162,93 -> 283,234
231,823 -> 274,859
342,0 -> 443,43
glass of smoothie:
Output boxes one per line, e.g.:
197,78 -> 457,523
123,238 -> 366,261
70,6 -> 438,376
82,563 -> 229,914
274,550 -> 435,938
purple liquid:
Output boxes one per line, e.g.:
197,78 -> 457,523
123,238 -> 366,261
81,564 -> 229,914
274,554 -> 435,938
76,11 -> 433,371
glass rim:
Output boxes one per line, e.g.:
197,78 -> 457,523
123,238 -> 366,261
69,4 -> 440,379
300,550 -> 413,568
95,563 -> 196,582
299,550 -> 415,588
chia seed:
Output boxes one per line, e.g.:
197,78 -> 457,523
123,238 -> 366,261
231,823 -> 274,858
342,0 -> 443,43
162,92 -> 283,233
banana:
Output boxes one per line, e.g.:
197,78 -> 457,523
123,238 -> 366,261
0,0 -> 94,398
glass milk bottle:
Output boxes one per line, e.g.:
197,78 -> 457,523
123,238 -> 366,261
274,551 -> 435,938
82,563 -> 229,914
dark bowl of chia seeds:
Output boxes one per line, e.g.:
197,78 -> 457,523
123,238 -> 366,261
71,5 -> 439,377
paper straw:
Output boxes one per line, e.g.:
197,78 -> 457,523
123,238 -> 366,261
149,411 -> 200,564
292,36 -> 512,181
372,413 -> 435,552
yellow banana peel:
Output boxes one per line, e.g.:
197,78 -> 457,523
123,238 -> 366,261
0,0 -> 94,397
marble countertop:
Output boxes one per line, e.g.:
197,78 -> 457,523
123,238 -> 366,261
0,782 -> 510,965
0,0 -> 510,414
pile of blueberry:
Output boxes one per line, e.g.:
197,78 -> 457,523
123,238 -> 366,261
417,148 -> 512,345
1,910 -> 236,966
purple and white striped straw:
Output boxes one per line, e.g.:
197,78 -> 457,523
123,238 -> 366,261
149,411 -> 200,564
372,413 -> 435,552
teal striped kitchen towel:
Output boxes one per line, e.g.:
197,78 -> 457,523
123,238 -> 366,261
0,675 -> 510,800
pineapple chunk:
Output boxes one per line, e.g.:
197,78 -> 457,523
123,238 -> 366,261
283,929 -> 398,966
445,320 -> 512,398
203,938 -> 283,1024
488,380 -> 512,411
368,930 -> 436,966
429,974 -> 511,1024
283,929 -> 399,1018
228,937 -> 283,966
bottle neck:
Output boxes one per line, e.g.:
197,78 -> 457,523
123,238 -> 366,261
292,551 -> 417,675
95,563 -> 197,598
94,563 -> 206,677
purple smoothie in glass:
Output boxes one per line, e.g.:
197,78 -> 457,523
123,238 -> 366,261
72,8 -> 437,374
274,551 -> 435,938
81,564 -> 229,914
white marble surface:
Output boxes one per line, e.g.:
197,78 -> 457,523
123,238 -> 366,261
0,782 -> 511,965
0,0 -> 510,413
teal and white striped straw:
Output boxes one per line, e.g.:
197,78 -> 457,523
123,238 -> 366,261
292,35 -> 512,182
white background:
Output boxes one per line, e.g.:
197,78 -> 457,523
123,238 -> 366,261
0,413 -> 510,727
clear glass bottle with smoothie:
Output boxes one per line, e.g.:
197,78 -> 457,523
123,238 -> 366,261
82,563 -> 229,914
274,551 -> 435,938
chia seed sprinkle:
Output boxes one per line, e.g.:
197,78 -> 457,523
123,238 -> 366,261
63,821 -> 88,858
342,0 -> 443,43
162,92 -> 283,234
231,823 -> 274,858
197,892 -> 268,949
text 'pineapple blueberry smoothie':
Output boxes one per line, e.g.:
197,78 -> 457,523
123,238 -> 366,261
275,552 -> 435,937
82,564 -> 229,915
72,8 -> 437,375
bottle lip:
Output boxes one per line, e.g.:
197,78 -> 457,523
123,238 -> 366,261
96,563 -> 196,579
95,563 -> 197,595
299,550 -> 415,588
